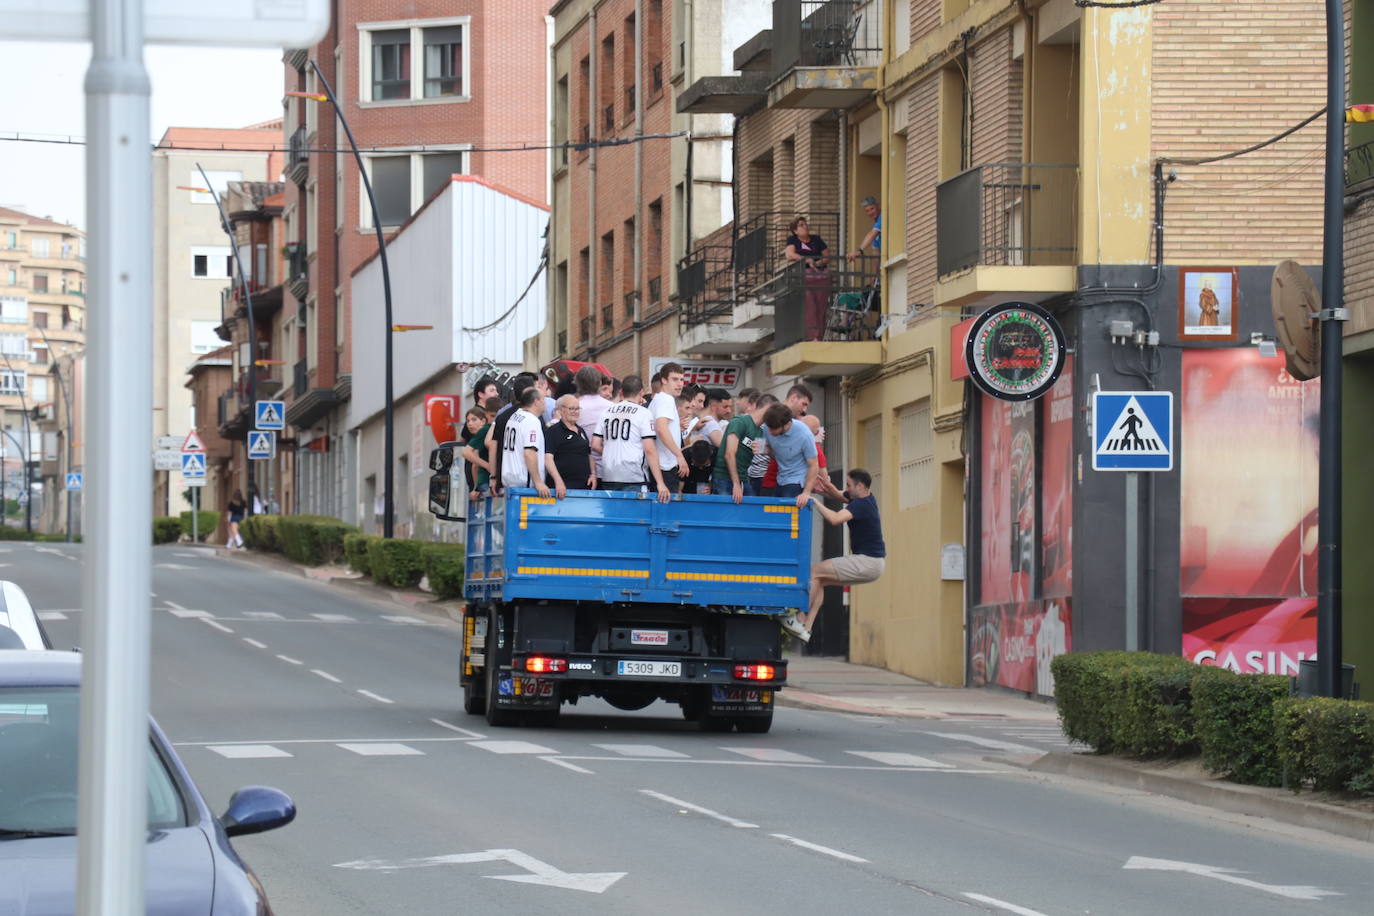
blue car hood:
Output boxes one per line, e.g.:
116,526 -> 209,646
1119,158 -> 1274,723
0,828 -> 214,916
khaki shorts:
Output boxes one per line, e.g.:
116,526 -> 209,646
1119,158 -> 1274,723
826,554 -> 884,585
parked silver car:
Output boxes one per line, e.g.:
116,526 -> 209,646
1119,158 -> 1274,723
0,581 -> 50,650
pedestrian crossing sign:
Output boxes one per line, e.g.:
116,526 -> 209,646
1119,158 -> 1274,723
180,452 -> 207,478
1092,391 -> 1173,472
64,472 -> 82,491
255,400 -> 285,431
247,430 -> 276,460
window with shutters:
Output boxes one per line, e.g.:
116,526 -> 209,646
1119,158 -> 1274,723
898,400 -> 934,508
359,19 -> 470,105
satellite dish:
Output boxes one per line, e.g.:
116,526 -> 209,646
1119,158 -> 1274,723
1270,260 -> 1320,380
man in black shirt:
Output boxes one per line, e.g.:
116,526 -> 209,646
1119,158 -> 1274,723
781,468 -> 886,643
544,394 -> 595,496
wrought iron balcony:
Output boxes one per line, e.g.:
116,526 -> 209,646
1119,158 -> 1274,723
293,358 -> 308,397
769,0 -> 880,108
647,275 -> 661,305
287,242 -> 308,301
1347,138 -> 1374,189
935,163 -> 1079,276
767,258 -> 881,350
287,127 -> 309,185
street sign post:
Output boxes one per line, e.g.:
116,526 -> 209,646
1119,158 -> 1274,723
180,452 -> 206,479
154,435 -> 181,450
180,429 -> 205,453
247,430 -> 276,460
153,449 -> 180,471
254,399 -> 285,431
65,472 -> 83,492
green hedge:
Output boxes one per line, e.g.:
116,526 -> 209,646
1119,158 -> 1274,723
1051,651 -> 1141,753
277,515 -> 358,566
343,532 -> 378,575
0,526 -> 34,541
178,510 -> 220,542
422,542 -> 465,599
240,514 -> 281,552
1054,652 -> 1201,757
1275,697 -> 1374,794
152,516 -> 182,544
1192,666 -> 1290,786
366,537 -> 426,588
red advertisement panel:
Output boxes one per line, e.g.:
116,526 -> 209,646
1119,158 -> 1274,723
1010,401 -> 1036,595
1182,597 -> 1317,674
1040,358 -> 1074,598
1180,350 -> 1319,599
979,396 -> 1013,605
970,599 -> 1074,695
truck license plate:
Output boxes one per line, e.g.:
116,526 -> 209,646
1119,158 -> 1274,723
617,660 -> 681,677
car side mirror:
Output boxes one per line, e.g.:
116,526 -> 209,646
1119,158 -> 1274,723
221,786 -> 296,837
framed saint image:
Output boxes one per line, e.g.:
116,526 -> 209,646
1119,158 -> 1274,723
1179,267 -> 1239,340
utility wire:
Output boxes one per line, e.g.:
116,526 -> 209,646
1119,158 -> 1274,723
1159,108 -> 1325,166
461,221 -> 549,334
1075,0 -> 1164,7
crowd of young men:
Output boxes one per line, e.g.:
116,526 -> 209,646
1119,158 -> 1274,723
455,364 -> 883,642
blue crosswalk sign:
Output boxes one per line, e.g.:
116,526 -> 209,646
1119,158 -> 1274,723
255,399 -> 285,430
180,452 -> 207,478
1093,391 -> 1173,471
248,430 -> 276,460
64,472 -> 82,491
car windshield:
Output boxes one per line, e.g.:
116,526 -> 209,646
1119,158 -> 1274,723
0,687 -> 187,836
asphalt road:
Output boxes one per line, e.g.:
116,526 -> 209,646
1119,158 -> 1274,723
8,541 -> 1374,915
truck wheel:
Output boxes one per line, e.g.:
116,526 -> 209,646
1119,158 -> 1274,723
484,613 -> 517,727
698,710 -> 734,732
462,678 -> 485,716
735,709 -> 774,734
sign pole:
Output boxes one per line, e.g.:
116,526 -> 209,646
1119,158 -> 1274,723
78,1 -> 152,914
192,485 -> 199,543
1125,471 -> 1139,652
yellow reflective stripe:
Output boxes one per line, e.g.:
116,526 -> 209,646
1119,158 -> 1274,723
519,496 -> 558,529
516,566 -> 650,578
665,572 -> 798,584
763,504 -> 800,538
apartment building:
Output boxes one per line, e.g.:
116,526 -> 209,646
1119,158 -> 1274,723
0,206 -> 85,531
281,0 -> 549,526
152,124 -> 282,518
530,0 -> 772,378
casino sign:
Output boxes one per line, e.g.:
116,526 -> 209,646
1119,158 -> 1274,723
964,302 -> 1066,401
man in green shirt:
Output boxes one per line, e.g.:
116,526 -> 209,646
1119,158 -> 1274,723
461,396 -> 502,500
712,393 -> 777,502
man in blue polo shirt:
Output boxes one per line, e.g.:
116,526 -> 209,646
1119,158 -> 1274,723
760,403 -> 818,508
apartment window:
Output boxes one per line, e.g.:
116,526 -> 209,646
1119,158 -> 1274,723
32,310 -> 46,329
578,248 -> 590,339
359,19 -> 471,104
3,232 -> 15,249
32,345 -> 47,365
191,246 -> 233,279
555,75 -> 570,167
0,371 -> 24,395
0,334 -> 26,357
623,14 -> 636,118
647,0 -> 663,93
0,296 -> 26,323
862,416 -> 884,496
648,198 -> 663,290
188,170 -> 242,205
32,274 -> 48,294
5,268 -> 15,286
577,56 -> 591,149
898,400 -> 934,508
190,320 -> 221,355
29,376 -> 48,402
361,148 -> 470,227
600,34 -> 616,133
600,231 -> 615,321
31,238 -> 49,258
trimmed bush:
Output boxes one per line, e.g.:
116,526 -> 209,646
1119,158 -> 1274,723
366,538 -> 426,588
35,533 -> 80,543
153,516 -> 182,545
422,542 -> 465,599
1115,655 -> 1199,757
1052,651 -> 1141,753
1275,697 -> 1374,794
1191,666 -> 1290,786
277,514 -> 357,566
240,514 -> 282,552
343,532 -> 378,575
0,526 -> 35,541
178,510 -> 220,542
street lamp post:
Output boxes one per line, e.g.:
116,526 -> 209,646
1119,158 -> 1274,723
40,329 -> 76,542
302,61 -> 396,538
0,349 -> 34,533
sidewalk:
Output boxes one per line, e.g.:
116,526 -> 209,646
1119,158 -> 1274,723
212,545 -> 1374,843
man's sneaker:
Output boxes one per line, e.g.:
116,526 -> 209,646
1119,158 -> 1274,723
780,614 -> 809,641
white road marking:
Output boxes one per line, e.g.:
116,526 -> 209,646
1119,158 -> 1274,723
381,615 -> 427,625
275,654 -> 304,665
312,613 -> 356,623
168,608 -> 211,618
155,563 -> 193,570
638,789 -> 758,829
470,740 -> 558,755
333,849 -> 626,894
176,737 -> 471,747
173,552 -> 202,558
244,611 -> 284,620
357,689 -> 394,704
311,669 -> 342,683
37,611 -> 67,621
163,599 -> 185,610
1123,857 -> 1343,901
202,619 -> 234,634
769,834 -> 868,863
337,742 -> 425,756
595,744 -> 689,759
557,755 -> 995,774
207,744 -> 293,759
430,718 -> 486,739
962,893 -> 1052,916
721,747 -> 820,764
845,751 -> 954,769
921,731 -> 1041,754
541,756 -> 595,774
242,638 -> 268,649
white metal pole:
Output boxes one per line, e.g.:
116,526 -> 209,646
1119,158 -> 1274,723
77,0 -> 152,913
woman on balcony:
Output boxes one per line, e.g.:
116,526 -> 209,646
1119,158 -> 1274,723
784,216 -> 831,341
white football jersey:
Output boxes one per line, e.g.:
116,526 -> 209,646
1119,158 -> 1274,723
501,408 -> 546,489
594,402 -> 656,483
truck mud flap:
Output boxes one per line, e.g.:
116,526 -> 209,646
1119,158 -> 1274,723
491,672 -> 560,710
706,685 -> 775,716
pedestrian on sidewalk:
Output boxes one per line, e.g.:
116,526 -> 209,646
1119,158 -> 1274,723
226,489 -> 246,548
783,469 -> 886,642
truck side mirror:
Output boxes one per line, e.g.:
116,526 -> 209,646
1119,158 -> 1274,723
428,443 -> 463,521
430,443 -> 455,472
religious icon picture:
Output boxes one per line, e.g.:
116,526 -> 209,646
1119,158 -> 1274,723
1179,267 -> 1239,341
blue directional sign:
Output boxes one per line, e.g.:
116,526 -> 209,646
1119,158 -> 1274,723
247,430 -> 276,460
255,399 -> 286,431
64,472 -> 83,492
1092,391 -> 1173,472
180,452 -> 207,478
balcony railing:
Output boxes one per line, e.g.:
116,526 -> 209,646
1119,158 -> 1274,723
648,275 -> 662,304
287,242 -> 308,300
772,0 -> 881,76
293,358 -> 308,397
287,127 -> 309,183
603,104 -> 615,133
935,162 -> 1078,276
677,244 -> 736,326
767,258 -> 881,349
1347,138 -> 1374,188
735,211 -> 838,292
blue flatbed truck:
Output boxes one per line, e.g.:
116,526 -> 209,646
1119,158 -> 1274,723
428,447 -> 811,732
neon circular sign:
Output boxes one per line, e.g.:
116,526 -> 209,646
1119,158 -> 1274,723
965,301 -> 1066,401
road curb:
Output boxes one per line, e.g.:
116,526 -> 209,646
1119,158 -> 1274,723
777,688 -> 943,719
1031,753 -> 1374,844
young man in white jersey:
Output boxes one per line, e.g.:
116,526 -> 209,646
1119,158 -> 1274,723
500,386 -> 551,497
592,374 -> 670,504
648,362 -> 688,493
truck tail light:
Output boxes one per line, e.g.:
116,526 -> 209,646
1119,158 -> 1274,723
734,664 -> 777,681
525,656 -> 568,674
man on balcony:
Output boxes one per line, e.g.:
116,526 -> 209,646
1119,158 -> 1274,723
847,197 -> 882,263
